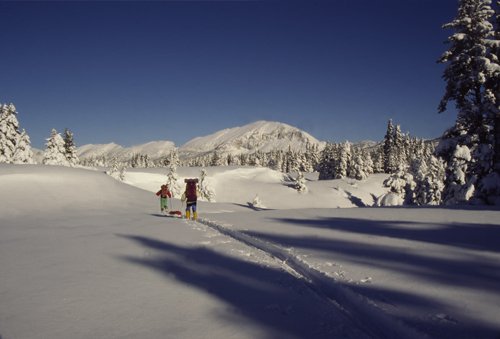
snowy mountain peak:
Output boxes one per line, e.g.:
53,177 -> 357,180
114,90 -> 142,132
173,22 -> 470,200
180,120 -> 323,156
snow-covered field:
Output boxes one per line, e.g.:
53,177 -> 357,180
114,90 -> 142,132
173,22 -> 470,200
1,164 -> 499,339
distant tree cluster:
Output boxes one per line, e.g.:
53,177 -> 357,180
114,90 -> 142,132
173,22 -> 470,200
183,142 -> 321,174
0,103 -> 35,164
318,141 -> 375,181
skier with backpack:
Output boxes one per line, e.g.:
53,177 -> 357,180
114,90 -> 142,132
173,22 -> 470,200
182,178 -> 199,220
156,184 -> 172,214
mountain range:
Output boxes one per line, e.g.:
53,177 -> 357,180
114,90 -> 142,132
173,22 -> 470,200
76,121 -> 329,161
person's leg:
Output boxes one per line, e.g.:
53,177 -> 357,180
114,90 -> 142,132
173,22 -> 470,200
192,203 -> 197,220
185,202 -> 191,219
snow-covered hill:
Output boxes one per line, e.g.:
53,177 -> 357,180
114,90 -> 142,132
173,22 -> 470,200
76,121 -> 325,162
77,140 -> 176,161
179,120 -> 324,158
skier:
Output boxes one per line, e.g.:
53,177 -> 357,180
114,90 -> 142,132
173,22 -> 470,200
182,178 -> 199,220
156,184 -> 172,213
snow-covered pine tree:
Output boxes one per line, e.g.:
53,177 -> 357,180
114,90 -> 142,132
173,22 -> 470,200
371,147 -> 385,173
491,2 -> 500,172
305,142 -> 320,172
12,129 -> 35,164
43,129 -> 70,166
169,149 -> 180,168
106,157 -> 126,181
336,141 -> 351,179
349,147 -> 369,180
198,168 -> 216,202
411,154 -> 446,205
393,125 -> 406,170
166,163 -> 182,198
318,142 -> 336,180
211,151 -> 223,166
383,119 -> 396,173
0,103 -> 22,163
362,148 -> 375,176
63,128 -> 79,167
443,145 -> 475,204
438,0 -> 500,203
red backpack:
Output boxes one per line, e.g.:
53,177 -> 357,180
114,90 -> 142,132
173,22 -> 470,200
185,179 -> 198,201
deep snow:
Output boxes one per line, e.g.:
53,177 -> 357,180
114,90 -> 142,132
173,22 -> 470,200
1,164 -> 499,339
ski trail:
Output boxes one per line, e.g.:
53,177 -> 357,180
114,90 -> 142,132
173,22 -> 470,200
195,217 -> 429,339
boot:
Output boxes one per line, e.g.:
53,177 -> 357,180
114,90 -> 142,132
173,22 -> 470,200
193,211 -> 198,220
186,210 -> 190,220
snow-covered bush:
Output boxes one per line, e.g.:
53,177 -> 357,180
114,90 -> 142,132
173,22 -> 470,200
376,192 -> 404,207
199,168 -> 216,202
383,165 -> 416,203
166,164 -> 182,198
443,145 -> 475,204
294,171 -> 308,193
250,194 -> 265,209
106,158 -> 126,181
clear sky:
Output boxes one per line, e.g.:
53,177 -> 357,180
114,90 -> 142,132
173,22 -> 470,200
1,0 -> 461,149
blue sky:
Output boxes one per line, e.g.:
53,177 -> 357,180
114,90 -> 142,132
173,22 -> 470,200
1,0 -> 460,149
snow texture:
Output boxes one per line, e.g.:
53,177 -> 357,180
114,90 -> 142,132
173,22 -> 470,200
1,164 -> 500,339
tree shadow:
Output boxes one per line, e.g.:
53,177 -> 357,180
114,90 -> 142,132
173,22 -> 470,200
239,228 -> 500,338
116,233 -> 500,339
232,203 -> 274,211
243,231 -> 500,293
270,216 -> 500,253
116,234 -> 344,338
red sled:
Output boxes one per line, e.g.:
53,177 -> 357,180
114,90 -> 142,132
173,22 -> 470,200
167,210 -> 183,218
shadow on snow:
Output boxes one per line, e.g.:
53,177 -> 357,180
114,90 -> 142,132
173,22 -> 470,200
117,235 -> 345,339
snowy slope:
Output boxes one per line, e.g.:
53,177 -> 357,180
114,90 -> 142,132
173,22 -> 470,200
77,140 -> 176,161
2,164 -> 500,339
0,164 -> 365,339
180,120 -> 324,157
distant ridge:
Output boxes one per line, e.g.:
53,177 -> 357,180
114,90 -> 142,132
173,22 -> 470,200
77,120 -> 325,162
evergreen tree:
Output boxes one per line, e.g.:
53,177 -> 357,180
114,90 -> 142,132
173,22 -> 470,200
371,147 -> 385,173
318,143 -> 336,180
411,155 -> 446,205
383,119 -> 395,173
211,151 -> 223,166
169,149 -> 180,168
12,129 -> 35,164
336,141 -> 351,179
166,164 -> 182,198
43,129 -> 70,166
0,103 -> 22,163
106,157 -> 126,181
438,0 -> 499,203
63,128 -> 79,167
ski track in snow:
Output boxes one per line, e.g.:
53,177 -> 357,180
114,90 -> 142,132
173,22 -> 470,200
186,216 -> 429,339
